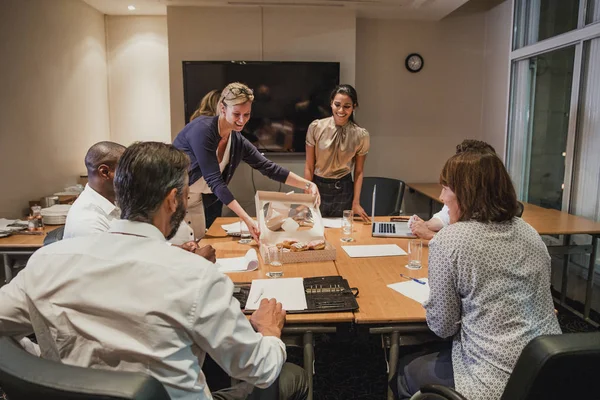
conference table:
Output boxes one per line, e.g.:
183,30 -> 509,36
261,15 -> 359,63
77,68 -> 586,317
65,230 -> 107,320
0,225 -> 60,284
407,182 -> 600,324
202,217 -> 430,400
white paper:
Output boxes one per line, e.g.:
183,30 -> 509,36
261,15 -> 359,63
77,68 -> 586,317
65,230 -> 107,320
245,277 -> 308,311
216,249 -> 259,272
342,244 -> 407,258
221,221 -> 247,234
387,279 -> 430,305
322,218 -> 342,228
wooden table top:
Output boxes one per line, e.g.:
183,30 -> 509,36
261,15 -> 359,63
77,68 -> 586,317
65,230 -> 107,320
326,218 -> 428,324
0,225 -> 61,249
201,218 -> 354,324
406,182 -> 600,236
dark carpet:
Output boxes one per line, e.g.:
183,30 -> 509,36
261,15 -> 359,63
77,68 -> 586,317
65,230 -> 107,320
1,307 -> 597,400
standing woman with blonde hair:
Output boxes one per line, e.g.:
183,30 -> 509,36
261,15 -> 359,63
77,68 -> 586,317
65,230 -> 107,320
173,82 -> 320,241
304,84 -> 370,221
189,89 -> 222,122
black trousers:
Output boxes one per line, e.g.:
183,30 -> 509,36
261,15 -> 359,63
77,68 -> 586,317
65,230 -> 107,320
202,193 -> 223,230
313,174 -> 353,218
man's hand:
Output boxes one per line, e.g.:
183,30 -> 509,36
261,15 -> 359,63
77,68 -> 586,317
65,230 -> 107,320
410,220 -> 435,240
180,241 -> 198,253
195,245 -> 216,263
250,298 -> 286,338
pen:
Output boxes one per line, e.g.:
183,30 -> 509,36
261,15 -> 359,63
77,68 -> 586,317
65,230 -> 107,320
252,288 -> 265,304
399,274 -> 426,285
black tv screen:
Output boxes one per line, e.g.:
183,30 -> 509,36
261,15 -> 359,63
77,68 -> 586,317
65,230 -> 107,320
182,61 -> 340,154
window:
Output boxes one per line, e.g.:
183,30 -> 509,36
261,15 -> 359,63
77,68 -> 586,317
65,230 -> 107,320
513,0 -> 580,49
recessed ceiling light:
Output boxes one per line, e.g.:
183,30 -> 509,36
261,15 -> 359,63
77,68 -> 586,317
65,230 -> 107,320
128,5 -> 136,11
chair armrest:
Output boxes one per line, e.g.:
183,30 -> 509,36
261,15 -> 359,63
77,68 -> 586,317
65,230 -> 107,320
420,384 -> 469,400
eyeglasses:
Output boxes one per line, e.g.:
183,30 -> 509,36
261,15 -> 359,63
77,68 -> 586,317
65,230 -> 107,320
226,87 -> 254,97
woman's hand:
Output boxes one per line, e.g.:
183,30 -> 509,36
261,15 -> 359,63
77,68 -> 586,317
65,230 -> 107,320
245,217 -> 261,243
307,182 -> 321,207
352,202 -> 370,223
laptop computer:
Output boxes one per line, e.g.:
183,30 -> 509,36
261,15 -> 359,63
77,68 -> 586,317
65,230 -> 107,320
371,185 -> 415,238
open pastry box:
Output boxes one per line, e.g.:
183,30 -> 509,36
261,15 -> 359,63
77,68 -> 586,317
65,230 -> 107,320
255,190 -> 336,264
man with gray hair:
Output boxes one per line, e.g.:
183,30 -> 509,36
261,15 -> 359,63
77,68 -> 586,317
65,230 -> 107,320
0,142 -> 307,400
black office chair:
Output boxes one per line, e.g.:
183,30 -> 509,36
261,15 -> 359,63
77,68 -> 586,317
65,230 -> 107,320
43,225 -> 64,246
410,332 -> 600,400
516,201 -> 524,218
360,177 -> 405,216
0,336 -> 170,400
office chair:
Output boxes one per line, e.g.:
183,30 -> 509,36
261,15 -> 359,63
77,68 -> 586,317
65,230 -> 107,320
516,201 -> 524,218
360,177 -> 405,216
0,336 -> 170,400
410,332 -> 600,400
43,225 -> 64,246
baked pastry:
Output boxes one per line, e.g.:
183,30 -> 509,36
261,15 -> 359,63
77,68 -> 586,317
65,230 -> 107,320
290,242 -> 309,252
280,240 -> 298,249
307,240 -> 326,250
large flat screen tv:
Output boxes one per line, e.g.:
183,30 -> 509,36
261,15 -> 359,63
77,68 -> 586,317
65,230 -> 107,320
182,61 -> 340,154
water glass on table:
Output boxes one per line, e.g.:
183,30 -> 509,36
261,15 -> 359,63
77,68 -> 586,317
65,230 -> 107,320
266,245 -> 284,278
238,219 -> 252,244
406,239 -> 423,270
341,209 -> 354,242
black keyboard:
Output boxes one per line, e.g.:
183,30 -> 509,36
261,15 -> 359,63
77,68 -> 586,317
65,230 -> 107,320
378,223 -> 396,234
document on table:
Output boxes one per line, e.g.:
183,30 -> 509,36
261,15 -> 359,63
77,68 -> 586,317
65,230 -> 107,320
221,221 -> 247,234
342,244 -> 407,258
245,277 -> 308,311
216,249 -> 259,273
387,278 -> 430,305
322,218 -> 342,228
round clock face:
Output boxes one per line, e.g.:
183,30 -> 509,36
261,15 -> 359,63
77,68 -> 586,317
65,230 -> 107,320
405,53 -> 424,73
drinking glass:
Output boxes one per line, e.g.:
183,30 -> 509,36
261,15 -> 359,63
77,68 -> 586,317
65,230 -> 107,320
238,219 -> 252,244
341,210 -> 354,242
266,245 -> 284,278
406,239 -> 423,270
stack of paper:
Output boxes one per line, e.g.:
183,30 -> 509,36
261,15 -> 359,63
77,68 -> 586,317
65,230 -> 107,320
387,278 -> 430,305
245,277 -> 307,311
342,244 -> 407,258
221,221 -> 247,235
216,249 -> 259,273
322,218 -> 342,228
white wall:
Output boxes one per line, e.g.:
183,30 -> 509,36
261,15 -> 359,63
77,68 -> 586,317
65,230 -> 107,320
481,0 -> 512,160
355,15 -> 486,184
0,0 -> 110,218
166,6 -> 356,214
106,16 -> 171,146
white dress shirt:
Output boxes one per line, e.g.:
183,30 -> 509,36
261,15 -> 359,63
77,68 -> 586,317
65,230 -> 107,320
431,205 -> 450,227
0,220 -> 286,400
63,184 -> 120,239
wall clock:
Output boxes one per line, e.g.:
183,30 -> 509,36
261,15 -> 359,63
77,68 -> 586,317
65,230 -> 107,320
405,53 -> 424,73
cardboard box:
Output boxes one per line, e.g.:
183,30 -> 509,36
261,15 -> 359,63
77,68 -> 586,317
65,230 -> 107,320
255,190 -> 336,264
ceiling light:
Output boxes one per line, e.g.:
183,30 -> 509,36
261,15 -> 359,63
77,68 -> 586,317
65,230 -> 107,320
128,5 -> 136,11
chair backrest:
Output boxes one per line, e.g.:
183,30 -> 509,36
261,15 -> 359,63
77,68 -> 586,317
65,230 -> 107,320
0,337 -> 170,400
359,177 -> 405,216
43,225 -> 65,246
501,332 -> 600,400
516,201 -> 524,218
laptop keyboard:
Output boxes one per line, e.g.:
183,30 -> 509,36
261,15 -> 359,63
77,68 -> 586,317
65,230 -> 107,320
378,223 -> 396,234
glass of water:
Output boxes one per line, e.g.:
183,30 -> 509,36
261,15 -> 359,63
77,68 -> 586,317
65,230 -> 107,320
238,219 -> 252,244
341,210 -> 354,242
266,245 -> 284,278
406,239 -> 423,270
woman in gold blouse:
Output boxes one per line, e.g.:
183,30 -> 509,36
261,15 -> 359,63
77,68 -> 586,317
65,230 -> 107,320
304,84 -> 370,221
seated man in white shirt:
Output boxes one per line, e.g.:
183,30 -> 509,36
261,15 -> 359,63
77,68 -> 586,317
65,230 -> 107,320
409,140 -> 496,240
64,141 -> 215,261
0,141 -> 307,400
64,141 -> 125,239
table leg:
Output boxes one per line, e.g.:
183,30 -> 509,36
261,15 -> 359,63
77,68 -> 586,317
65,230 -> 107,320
560,234 -> 571,305
387,330 -> 400,400
584,235 -> 598,320
3,254 -> 13,284
303,331 -> 314,400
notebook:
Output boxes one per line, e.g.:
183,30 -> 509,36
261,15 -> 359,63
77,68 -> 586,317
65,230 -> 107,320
371,185 -> 415,238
